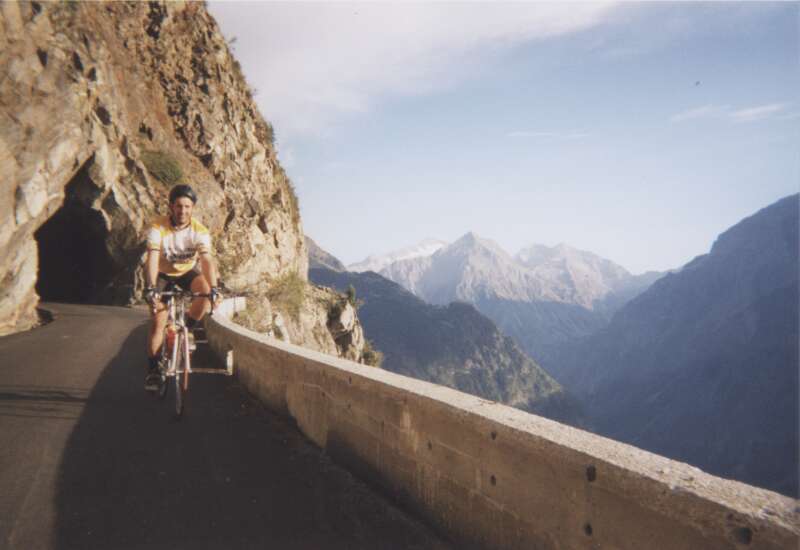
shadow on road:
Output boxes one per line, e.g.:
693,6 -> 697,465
0,386 -> 88,421
54,324 -> 450,549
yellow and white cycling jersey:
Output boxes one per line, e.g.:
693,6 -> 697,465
146,215 -> 212,277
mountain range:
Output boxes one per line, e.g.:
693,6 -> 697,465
364,234 -> 661,367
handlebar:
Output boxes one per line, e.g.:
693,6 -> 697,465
157,291 -> 213,298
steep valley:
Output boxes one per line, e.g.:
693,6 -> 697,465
307,240 -> 584,426
549,194 -> 799,496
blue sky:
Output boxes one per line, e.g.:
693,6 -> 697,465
209,2 -> 798,274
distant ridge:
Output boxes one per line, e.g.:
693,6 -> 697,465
306,235 -> 346,272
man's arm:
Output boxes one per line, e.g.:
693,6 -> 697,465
146,249 -> 160,288
144,222 -> 162,291
144,249 -> 161,314
198,252 -> 219,310
198,252 -> 218,288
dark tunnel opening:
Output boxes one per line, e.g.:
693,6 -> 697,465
34,159 -> 115,304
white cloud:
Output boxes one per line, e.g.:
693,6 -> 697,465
508,131 -> 590,140
208,2 -> 619,139
729,103 -> 788,123
670,104 -> 728,123
671,102 -> 789,124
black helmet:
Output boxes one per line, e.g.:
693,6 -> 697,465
169,184 -> 197,204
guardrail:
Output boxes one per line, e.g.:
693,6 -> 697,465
207,299 -> 799,550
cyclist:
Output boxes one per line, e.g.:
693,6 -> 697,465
143,184 -> 221,390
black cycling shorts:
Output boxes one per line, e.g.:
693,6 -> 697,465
156,267 -> 202,302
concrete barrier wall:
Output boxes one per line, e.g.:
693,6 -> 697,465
207,300 -> 799,550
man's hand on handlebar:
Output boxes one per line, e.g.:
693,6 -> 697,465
210,286 -> 223,309
145,286 -> 160,314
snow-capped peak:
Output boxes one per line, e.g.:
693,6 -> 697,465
348,238 -> 448,273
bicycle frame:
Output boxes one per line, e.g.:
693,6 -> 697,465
151,287 -> 228,417
158,288 -> 206,417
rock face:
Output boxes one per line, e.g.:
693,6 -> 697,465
309,266 -> 584,426
514,243 -> 663,316
376,232 -> 661,366
0,2 -> 362,360
379,254 -> 434,297
232,280 -> 367,363
551,194 -> 799,497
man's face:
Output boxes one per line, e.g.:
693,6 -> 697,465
169,197 -> 194,227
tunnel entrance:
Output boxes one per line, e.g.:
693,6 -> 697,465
34,158 -> 115,304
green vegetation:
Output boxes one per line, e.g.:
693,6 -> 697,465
345,285 -> 356,306
232,305 -> 271,334
327,284 -> 363,323
254,119 -> 275,148
326,297 -> 343,323
286,182 -> 300,229
268,271 -> 305,322
272,164 -> 300,230
232,59 -> 243,78
362,340 -> 383,368
141,150 -> 183,186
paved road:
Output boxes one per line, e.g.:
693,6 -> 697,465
0,303 -> 451,549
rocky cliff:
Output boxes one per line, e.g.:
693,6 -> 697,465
0,1 -> 364,360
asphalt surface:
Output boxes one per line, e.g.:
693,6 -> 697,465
0,303 -> 451,550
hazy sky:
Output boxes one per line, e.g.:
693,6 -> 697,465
208,1 -> 798,274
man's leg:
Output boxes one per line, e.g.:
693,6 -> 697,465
145,302 -> 168,389
148,303 -> 168,357
188,273 -> 211,324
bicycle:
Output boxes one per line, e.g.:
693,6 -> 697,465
152,286 -> 230,418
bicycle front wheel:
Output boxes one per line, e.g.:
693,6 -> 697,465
181,327 -> 191,393
156,334 -> 172,400
174,332 -> 184,418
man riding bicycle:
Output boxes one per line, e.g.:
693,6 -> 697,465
143,184 -> 220,391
